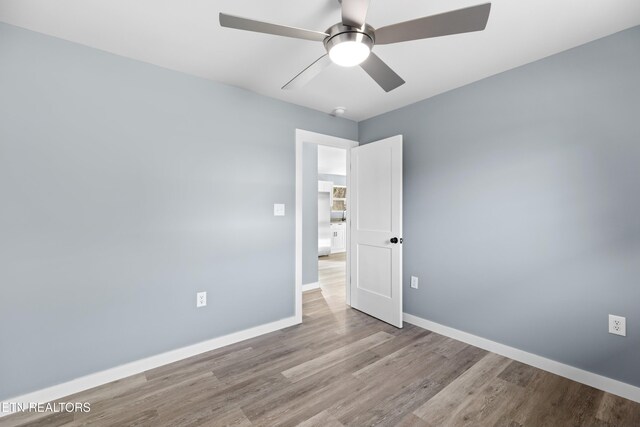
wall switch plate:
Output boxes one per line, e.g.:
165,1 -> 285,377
609,314 -> 626,336
410,276 -> 419,289
197,291 -> 207,308
274,204 -> 285,216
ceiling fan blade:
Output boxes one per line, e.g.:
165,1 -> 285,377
360,52 -> 405,92
282,54 -> 333,90
375,3 -> 492,45
341,0 -> 370,28
219,13 -> 329,42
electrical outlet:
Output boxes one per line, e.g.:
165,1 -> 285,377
608,314 -> 626,336
410,276 -> 419,289
197,291 -> 207,308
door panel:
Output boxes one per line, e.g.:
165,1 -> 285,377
357,244 -> 392,298
350,135 -> 403,328
356,146 -> 393,232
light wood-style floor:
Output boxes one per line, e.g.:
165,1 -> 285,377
3,253 -> 640,426
318,251 -> 347,299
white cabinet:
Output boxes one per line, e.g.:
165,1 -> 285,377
330,222 -> 346,253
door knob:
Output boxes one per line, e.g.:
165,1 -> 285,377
390,237 -> 402,244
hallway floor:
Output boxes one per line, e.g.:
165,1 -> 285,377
318,251 -> 346,300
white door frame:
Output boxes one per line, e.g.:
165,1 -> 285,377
295,129 -> 358,323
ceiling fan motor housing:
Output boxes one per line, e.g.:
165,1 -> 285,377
323,23 -> 375,54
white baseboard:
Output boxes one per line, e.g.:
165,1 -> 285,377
302,282 -> 320,292
0,316 -> 299,418
403,313 -> 640,403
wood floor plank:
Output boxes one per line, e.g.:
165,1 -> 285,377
441,377 -> 526,426
243,358 -> 370,426
296,409 -> 344,427
250,377 -> 361,427
596,392 -> 640,426
330,351 -> 447,425
413,352 -> 513,424
281,331 -> 393,382
394,413 -> 432,427
0,375 -> 147,427
72,371 -> 220,425
144,347 -> 254,382
368,326 -> 431,357
155,400 -> 251,427
333,340 -> 487,426
380,346 -> 490,426
497,360 -> 537,388
214,323 -> 388,387
241,350 -> 381,422
506,371 -> 604,427
352,332 -> 450,379
0,411 -> 74,427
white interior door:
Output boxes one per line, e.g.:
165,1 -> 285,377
350,135 -> 403,328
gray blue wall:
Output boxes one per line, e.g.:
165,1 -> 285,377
359,26 -> 640,387
302,143 -> 319,285
0,22 -> 356,400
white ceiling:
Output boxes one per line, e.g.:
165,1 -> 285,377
318,145 -> 346,176
1,0 -> 639,121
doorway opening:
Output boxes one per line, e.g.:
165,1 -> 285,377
317,145 -> 348,308
295,130 -> 357,323
296,130 -> 404,327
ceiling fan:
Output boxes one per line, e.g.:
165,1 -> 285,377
219,1 -> 491,92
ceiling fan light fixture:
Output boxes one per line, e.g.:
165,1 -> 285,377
329,41 -> 370,67
323,25 -> 374,67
